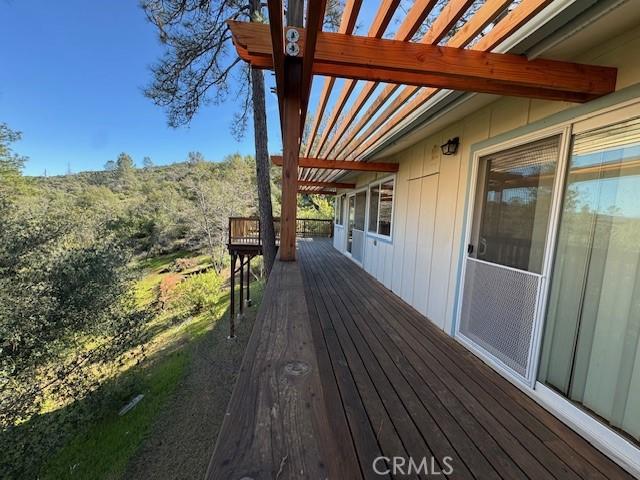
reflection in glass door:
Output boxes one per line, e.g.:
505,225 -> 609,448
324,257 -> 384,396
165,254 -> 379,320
459,136 -> 561,383
347,194 -> 355,253
539,118 -> 640,443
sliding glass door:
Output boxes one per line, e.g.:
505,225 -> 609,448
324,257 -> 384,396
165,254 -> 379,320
539,118 -> 640,443
459,136 -> 561,383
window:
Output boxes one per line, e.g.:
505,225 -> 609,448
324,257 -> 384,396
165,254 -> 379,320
368,177 -> 395,237
335,195 -> 344,225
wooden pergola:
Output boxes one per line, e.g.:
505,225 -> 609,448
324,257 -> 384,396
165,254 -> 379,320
229,0 -> 617,261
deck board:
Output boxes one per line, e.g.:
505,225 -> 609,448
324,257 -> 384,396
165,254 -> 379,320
208,238 -> 634,479
298,238 -> 633,480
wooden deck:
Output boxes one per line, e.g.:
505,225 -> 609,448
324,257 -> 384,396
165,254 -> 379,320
207,238 -> 633,479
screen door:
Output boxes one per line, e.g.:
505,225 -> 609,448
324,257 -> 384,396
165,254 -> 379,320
459,135 -> 561,384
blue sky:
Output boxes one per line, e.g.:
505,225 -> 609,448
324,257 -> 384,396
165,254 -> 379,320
0,0 -> 286,176
0,1 -> 391,177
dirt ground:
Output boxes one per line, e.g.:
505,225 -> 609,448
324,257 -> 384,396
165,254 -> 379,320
122,298 -> 258,480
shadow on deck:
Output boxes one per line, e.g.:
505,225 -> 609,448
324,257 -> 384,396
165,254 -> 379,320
207,238 -> 631,479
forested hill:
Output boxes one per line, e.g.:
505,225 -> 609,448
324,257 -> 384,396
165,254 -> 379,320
27,153 -> 272,270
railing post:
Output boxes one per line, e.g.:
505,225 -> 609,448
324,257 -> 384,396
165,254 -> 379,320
229,252 -> 236,339
246,256 -> 252,307
238,254 -> 244,318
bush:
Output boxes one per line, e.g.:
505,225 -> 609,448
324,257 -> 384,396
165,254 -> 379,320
173,271 -> 222,315
158,273 -> 182,309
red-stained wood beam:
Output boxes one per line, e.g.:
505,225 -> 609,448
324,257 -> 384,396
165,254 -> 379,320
277,0 -> 304,261
229,22 -> 617,100
319,0 -> 441,163
271,155 -> 398,172
326,0 -> 475,161
298,180 -> 356,189
337,0 -> 512,161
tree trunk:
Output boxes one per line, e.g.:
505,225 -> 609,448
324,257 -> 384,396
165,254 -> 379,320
250,67 -> 276,275
249,0 -> 276,276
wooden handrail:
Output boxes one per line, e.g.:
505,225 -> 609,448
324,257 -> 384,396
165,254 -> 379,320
228,217 -> 333,245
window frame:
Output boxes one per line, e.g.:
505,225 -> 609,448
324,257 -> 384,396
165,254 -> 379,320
366,175 -> 396,241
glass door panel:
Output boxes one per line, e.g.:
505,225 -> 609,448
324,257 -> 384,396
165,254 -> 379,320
475,136 -> 559,273
539,118 -> 640,443
352,190 -> 367,263
346,194 -> 355,253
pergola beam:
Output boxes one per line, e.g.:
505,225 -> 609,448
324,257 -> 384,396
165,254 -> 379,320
298,180 -> 356,189
337,0 -> 513,162
272,155 -> 398,172
326,0 -> 477,162
229,21 -> 617,102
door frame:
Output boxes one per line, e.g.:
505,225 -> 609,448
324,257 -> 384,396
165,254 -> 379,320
455,123 -> 572,389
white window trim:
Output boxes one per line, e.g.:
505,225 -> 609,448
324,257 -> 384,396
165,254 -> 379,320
366,175 -> 395,242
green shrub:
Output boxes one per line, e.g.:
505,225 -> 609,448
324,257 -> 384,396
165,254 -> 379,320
173,271 -> 222,315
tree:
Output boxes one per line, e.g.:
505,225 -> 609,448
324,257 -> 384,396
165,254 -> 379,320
0,123 -> 27,196
141,0 -> 280,274
187,151 -> 205,165
143,156 -> 154,170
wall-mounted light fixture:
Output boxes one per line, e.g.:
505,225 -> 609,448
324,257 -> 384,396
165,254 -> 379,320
441,137 -> 460,156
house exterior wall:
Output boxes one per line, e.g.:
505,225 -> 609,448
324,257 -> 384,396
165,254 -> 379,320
335,24 -> 640,336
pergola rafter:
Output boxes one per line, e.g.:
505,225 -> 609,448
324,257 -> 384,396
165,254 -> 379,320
240,0 -> 617,260
348,0 -> 557,160
301,0 -> 363,161
328,0 -> 510,168
321,0 -> 475,167
306,0 -> 400,164
312,0 -> 441,171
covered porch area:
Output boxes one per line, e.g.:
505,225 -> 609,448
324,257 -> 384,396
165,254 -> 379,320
207,238 -> 631,479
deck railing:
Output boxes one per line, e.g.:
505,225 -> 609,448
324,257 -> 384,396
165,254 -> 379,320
228,216 -> 332,246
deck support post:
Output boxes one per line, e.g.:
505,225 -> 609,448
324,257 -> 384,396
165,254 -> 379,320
238,254 -> 245,318
246,256 -> 252,307
279,0 -> 304,261
279,59 -> 302,261
229,252 -> 237,339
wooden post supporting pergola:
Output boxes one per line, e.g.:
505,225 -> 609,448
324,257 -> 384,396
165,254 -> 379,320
236,0 -> 617,262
